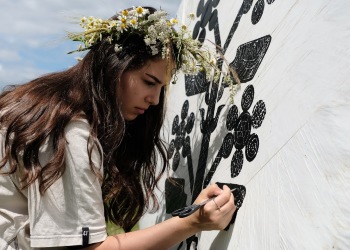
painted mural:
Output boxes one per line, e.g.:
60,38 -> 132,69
165,0 -> 271,248
141,0 -> 350,249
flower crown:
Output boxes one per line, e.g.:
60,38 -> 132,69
68,6 -> 238,92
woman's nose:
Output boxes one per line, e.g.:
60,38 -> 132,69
146,89 -> 160,106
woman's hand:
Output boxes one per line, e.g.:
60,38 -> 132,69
88,184 -> 236,250
185,184 -> 236,231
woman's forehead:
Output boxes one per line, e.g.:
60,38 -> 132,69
140,59 -> 174,84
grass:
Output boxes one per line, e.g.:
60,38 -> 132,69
106,221 -> 139,235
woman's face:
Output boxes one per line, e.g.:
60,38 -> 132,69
117,58 -> 173,121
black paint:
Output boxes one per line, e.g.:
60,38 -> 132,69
226,105 -> 239,131
252,100 -> 266,129
234,112 -> 252,150
165,0 -> 276,248
241,84 -> 254,111
203,133 -> 234,188
230,35 -> 272,83
184,72 -> 207,97
252,0 -> 265,25
172,151 -> 180,171
165,178 -> 187,214
230,85 -> 266,176
169,101 -> 195,191
245,133 -> 259,162
223,0 -> 254,54
231,150 -> 244,177
185,35 -> 272,96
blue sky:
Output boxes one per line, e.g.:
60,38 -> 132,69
0,0 -> 182,88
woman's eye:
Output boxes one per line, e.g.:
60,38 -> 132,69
145,80 -> 156,86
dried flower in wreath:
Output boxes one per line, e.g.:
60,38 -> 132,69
67,6 -> 240,99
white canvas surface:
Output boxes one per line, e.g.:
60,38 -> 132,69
140,0 -> 350,249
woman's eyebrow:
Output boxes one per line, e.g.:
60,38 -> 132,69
145,73 -> 162,84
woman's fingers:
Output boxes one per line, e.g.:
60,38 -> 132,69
191,184 -> 237,231
207,185 -> 235,212
210,186 -> 236,229
205,183 -> 223,197
193,183 -> 222,204
198,184 -> 235,213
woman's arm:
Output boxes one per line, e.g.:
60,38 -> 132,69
88,184 -> 236,250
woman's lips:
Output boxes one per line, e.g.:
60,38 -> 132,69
135,107 -> 146,114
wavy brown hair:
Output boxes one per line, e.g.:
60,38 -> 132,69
0,7 -> 178,232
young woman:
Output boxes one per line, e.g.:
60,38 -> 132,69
0,6 -> 236,249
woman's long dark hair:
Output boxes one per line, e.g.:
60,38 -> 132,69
0,7 -> 176,232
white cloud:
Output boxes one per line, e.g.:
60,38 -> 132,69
0,63 -> 46,88
0,0 -> 181,38
0,50 -> 21,62
0,0 -> 182,85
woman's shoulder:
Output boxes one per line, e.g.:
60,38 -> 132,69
64,117 -> 93,142
39,117 -> 92,156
